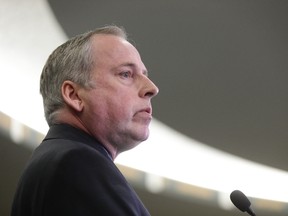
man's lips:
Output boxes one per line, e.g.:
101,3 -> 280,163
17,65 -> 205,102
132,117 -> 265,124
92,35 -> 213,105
134,107 -> 152,119
141,107 -> 152,115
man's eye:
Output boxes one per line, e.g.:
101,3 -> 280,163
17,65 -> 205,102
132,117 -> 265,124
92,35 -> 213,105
120,71 -> 132,78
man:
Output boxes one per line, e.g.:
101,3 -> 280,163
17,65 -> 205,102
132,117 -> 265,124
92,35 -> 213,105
11,25 -> 159,216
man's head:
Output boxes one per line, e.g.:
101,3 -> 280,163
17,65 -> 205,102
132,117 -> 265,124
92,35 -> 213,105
40,25 -> 159,159
40,25 -> 127,125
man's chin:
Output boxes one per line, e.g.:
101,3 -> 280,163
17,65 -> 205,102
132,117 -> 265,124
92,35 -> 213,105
130,131 -> 150,147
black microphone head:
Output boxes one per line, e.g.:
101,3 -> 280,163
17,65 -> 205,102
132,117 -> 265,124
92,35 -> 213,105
230,190 -> 251,212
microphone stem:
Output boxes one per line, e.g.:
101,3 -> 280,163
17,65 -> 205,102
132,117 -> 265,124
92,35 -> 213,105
247,207 -> 256,216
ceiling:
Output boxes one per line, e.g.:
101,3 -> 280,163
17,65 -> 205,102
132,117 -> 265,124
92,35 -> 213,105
47,0 -> 288,171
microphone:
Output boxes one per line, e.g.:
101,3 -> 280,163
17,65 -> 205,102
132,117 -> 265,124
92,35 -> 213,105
230,190 -> 256,216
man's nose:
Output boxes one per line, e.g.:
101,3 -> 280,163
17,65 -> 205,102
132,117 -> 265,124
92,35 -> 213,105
140,76 -> 159,98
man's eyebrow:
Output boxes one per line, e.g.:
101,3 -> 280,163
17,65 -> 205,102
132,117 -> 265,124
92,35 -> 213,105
119,63 -> 149,76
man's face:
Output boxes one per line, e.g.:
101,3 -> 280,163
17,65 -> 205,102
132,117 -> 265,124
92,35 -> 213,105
79,35 -> 159,155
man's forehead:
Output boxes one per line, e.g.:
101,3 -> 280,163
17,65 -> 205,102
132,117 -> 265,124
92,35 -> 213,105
91,34 -> 148,73
92,34 -> 127,47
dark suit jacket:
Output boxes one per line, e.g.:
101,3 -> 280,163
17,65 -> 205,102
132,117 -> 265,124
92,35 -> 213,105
11,124 -> 150,216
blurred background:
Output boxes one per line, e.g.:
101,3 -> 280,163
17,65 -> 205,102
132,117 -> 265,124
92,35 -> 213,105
1,0 -> 288,215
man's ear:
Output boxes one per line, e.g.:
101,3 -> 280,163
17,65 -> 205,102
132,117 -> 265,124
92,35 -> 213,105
61,81 -> 84,112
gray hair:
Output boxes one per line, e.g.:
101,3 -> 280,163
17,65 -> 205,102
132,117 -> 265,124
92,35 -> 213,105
40,25 -> 127,126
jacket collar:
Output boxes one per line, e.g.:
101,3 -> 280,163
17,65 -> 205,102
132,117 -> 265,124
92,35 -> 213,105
44,123 -> 113,160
